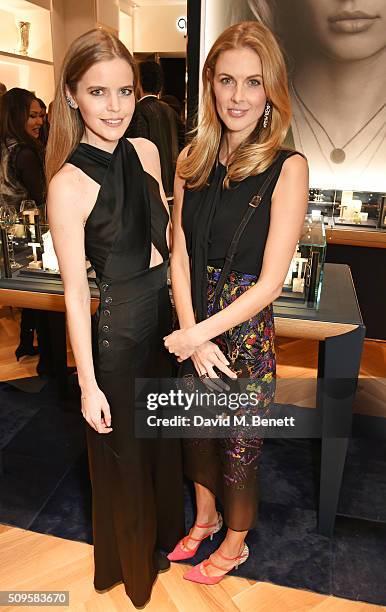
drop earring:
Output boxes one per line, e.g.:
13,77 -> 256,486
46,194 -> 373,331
263,102 -> 271,128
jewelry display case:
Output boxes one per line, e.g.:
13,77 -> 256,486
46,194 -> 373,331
276,215 -> 326,310
308,188 -> 335,222
0,213 -> 94,281
379,196 -> 386,230
308,188 -> 386,230
332,190 -> 384,228
0,215 -> 59,280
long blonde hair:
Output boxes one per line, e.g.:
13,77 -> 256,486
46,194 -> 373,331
46,29 -> 138,184
179,21 -> 291,189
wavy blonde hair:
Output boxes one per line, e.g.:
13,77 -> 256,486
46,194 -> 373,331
46,29 -> 138,184
179,21 -> 291,189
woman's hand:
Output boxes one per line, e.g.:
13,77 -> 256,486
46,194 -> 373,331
163,327 -> 200,360
81,387 -> 113,434
191,341 -> 238,392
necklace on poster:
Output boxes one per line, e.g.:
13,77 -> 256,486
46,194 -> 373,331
291,82 -> 386,164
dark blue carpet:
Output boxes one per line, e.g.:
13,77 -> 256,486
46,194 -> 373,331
0,378 -> 385,605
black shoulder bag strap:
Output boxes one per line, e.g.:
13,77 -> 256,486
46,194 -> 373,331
211,164 -> 278,311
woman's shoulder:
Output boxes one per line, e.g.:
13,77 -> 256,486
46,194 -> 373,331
277,147 -> 307,163
3,138 -> 32,158
278,148 -> 308,173
271,149 -> 309,200
269,148 -> 308,178
48,162 -> 98,225
14,142 -> 42,163
127,136 -> 158,161
49,162 -> 86,197
127,137 -> 161,179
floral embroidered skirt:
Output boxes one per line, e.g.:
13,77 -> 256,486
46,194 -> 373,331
183,266 -> 276,531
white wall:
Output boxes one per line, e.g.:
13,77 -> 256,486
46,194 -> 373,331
51,0 -> 121,82
200,0 -> 234,62
96,0 -> 119,32
133,4 -> 186,53
120,11 -> 133,53
0,54 -> 54,103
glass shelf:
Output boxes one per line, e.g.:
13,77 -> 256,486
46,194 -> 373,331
276,215 -> 326,310
308,188 -> 385,230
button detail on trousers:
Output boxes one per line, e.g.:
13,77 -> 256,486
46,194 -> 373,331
101,283 -> 109,292
102,339 -> 110,348
102,325 -> 110,332
103,309 -> 111,317
105,296 -> 113,304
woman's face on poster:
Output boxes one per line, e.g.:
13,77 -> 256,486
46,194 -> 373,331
276,0 -> 386,61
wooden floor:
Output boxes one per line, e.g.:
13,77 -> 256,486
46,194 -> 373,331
0,524 -> 384,612
0,306 -> 385,611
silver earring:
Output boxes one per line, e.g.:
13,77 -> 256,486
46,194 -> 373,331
66,95 -> 77,109
263,102 -> 271,128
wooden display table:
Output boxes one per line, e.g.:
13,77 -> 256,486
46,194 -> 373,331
326,226 -> 386,249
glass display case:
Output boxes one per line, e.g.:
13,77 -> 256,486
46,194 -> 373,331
332,190 -> 384,228
307,188 -> 386,229
276,214 -> 326,310
378,196 -> 386,230
308,188 -> 335,223
0,210 -> 93,281
0,204 -> 55,279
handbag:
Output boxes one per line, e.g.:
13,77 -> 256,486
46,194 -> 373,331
179,163 -> 278,394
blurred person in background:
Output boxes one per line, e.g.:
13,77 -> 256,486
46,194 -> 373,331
37,97 -> 50,146
0,83 -> 6,115
0,88 -> 49,369
160,93 -> 186,151
47,101 -> 53,126
126,61 -> 179,197
0,88 -> 45,210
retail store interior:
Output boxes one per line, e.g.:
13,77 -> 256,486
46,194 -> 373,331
0,1 -> 385,610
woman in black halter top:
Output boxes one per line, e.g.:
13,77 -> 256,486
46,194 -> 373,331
46,31 -> 184,607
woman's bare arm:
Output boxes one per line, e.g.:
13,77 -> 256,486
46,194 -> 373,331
170,146 -> 196,329
47,166 -> 112,433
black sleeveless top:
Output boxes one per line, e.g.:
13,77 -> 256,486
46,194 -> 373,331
67,138 -> 169,281
182,149 -> 301,320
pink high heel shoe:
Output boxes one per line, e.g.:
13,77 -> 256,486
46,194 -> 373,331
183,543 -> 249,585
167,512 -> 223,561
